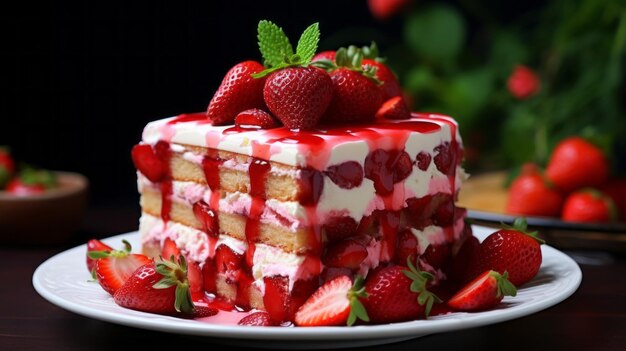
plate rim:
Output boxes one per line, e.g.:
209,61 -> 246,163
33,226 -> 582,341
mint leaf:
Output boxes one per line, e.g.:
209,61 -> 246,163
257,20 -> 293,68
295,22 -> 320,64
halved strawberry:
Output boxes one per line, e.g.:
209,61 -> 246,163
90,240 -> 152,295
234,108 -> 279,129
322,239 -> 368,270
131,144 -> 166,183
375,96 -> 411,120
448,270 -> 517,311
161,237 -> 181,262
86,239 -> 113,275
295,275 -> 369,326
238,311 -> 277,326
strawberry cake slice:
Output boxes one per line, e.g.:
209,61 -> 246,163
131,20 -> 471,324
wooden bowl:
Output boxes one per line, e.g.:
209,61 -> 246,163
0,172 -> 88,245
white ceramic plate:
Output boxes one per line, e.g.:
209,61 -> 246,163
33,226 -> 582,349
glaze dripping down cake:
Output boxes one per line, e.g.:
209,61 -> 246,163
134,111 -> 470,322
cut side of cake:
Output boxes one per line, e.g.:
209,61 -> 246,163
134,112 -> 470,323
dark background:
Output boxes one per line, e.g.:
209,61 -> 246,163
0,1 -> 537,209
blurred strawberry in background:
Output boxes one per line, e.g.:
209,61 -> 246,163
507,65 -> 540,100
368,0 -> 413,21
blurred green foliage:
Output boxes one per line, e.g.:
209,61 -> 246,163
388,0 -> 626,173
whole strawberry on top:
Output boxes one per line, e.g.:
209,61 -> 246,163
561,189 -> 617,223
478,218 -> 543,287
252,21 -> 333,129
315,46 -> 383,123
545,136 -> 609,193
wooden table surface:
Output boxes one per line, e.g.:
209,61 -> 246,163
2,206 -> 625,351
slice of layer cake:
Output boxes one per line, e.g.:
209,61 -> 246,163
134,112 -> 470,322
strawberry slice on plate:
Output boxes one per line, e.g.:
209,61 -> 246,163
89,240 -> 152,295
448,270 -> 517,311
86,239 -> 113,276
295,275 -> 369,326
238,311 -> 277,326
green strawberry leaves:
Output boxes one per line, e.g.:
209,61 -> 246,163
154,255 -> 195,314
493,271 -> 518,298
254,20 -> 320,78
404,257 -> 442,318
502,217 -> 545,244
346,275 -> 370,326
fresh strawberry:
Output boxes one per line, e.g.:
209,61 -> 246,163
506,164 -> 564,217
323,67 -> 383,123
161,237 -> 181,262
312,51 -> 336,62
86,239 -> 113,275
251,21 -> 332,130
238,311 -> 277,326
375,96 -> 411,120
234,108 -> 279,129
322,239 -> 369,270
91,240 -> 153,295
295,275 -> 369,326
361,260 -> 440,323
561,189 -> 617,223
448,270 -> 517,311
206,61 -> 266,125
545,137 -> 609,192
113,256 -> 195,315
193,305 -> 218,318
362,58 -> 402,100
479,218 -> 543,287
263,67 -> 333,129
368,0 -> 413,21
5,178 -> 45,195
215,244 -> 243,275
507,64 -> 540,99
131,144 -> 166,183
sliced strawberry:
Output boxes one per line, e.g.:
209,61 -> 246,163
263,276 -> 290,323
192,200 -> 219,237
93,240 -> 152,295
187,260 -> 203,295
161,237 -> 181,262
375,96 -> 411,120
295,275 -> 369,326
113,257 -> 195,315
393,151 -> 413,183
448,270 -> 517,311
234,108 -> 279,129
193,305 -> 218,318
322,239 -> 368,270
238,311 -> 277,326
86,239 -> 113,274
433,142 -> 456,176
131,144 -> 166,183
202,257 -> 217,294
324,161 -> 364,190
215,245 -> 243,275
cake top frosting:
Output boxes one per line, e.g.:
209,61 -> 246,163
142,112 -> 460,170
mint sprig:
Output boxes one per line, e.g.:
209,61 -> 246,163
257,20 -> 293,68
253,20 -> 320,78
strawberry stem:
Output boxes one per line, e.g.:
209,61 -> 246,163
404,257 -> 442,318
347,275 -> 370,326
502,217 -> 545,245
153,255 -> 195,314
